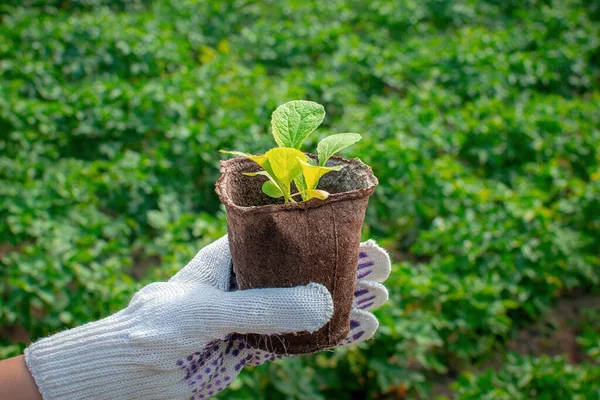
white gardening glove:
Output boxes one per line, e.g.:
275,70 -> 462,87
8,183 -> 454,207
25,236 -> 390,400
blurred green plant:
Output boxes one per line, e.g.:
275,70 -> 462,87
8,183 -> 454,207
577,308 -> 600,363
451,354 -> 600,399
1,0 -> 599,398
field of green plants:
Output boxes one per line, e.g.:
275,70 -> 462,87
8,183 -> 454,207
1,0 -> 600,398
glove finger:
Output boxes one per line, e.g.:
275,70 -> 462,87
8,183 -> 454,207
206,310 -> 379,376
356,239 -> 391,282
337,309 -> 379,347
213,283 -> 333,335
224,283 -> 385,366
241,308 -> 382,364
353,280 -> 388,311
209,295 -> 382,375
169,235 -> 232,291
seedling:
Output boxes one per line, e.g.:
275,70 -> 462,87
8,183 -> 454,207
221,100 -> 361,203
216,100 -> 377,355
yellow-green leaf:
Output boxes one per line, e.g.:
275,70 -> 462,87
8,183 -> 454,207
242,170 -> 277,183
266,148 -> 307,196
294,175 -> 308,201
242,171 -> 268,177
220,150 -> 268,167
306,189 -> 330,200
299,159 -> 344,190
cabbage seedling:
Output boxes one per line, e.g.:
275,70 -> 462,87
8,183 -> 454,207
221,100 -> 361,203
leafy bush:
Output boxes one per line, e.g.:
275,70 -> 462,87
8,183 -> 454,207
577,308 -> 600,363
452,354 -> 600,399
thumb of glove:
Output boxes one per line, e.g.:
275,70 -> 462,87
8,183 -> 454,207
210,283 -> 334,336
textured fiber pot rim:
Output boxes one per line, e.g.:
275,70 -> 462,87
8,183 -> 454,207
215,155 -> 378,214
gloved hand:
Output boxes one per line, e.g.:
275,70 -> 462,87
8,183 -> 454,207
25,236 -> 390,400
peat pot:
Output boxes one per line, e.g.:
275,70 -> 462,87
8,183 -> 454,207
215,155 -> 378,354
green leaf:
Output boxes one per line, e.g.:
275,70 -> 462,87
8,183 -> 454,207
262,180 -> 284,198
299,159 -> 344,190
147,210 -> 169,229
271,100 -> 325,148
265,148 -> 307,200
316,133 -> 361,166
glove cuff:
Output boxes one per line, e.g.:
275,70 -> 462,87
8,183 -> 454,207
24,310 -> 140,399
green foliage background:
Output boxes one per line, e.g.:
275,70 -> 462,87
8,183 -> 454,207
1,0 -> 600,398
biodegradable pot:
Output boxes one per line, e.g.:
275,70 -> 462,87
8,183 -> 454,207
215,155 -> 378,354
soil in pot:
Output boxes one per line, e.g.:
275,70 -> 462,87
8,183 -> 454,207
216,155 -> 378,354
